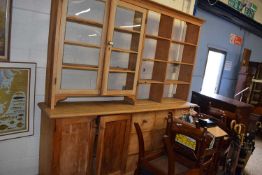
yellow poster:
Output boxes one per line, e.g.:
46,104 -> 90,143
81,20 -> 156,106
0,68 -> 29,135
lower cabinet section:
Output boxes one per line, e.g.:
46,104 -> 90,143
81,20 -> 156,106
39,114 -> 97,175
39,108 -> 191,175
96,115 -> 131,175
53,117 -> 96,175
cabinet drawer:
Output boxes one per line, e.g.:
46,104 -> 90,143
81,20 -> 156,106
128,132 -> 153,155
130,112 -> 155,133
154,111 -> 168,129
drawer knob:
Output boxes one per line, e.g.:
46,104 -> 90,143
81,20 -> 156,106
142,120 -> 148,124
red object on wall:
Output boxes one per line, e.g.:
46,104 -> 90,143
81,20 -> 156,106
230,34 -> 243,45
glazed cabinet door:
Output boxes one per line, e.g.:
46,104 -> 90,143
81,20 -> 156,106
101,0 -> 147,97
96,115 -> 131,175
53,117 -> 96,175
55,0 -> 110,100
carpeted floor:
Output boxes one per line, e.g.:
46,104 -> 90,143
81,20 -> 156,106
244,135 -> 262,175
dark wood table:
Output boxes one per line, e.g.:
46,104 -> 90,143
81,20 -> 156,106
191,91 -> 254,132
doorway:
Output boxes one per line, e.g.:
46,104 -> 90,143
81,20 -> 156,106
201,48 -> 226,94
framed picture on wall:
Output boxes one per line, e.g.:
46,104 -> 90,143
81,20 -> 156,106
0,0 -> 12,61
0,62 -> 36,140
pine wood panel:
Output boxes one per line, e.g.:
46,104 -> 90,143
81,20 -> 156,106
125,154 -> 138,173
102,0 -> 146,96
39,112 -> 55,175
152,129 -> 166,150
181,45 -> 196,64
173,84 -> 190,100
38,100 -> 196,119
128,132 -> 153,155
178,65 -> 193,82
185,23 -> 200,45
149,14 -> 174,102
45,0 -> 64,108
121,0 -> 204,26
53,117 -> 96,175
130,112 -> 156,133
96,115 -> 131,175
154,111 -> 168,129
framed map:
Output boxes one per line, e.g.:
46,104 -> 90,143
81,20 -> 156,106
0,62 -> 36,140
0,0 -> 12,61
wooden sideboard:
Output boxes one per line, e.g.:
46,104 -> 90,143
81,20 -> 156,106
39,100 -> 196,175
40,0 -> 204,174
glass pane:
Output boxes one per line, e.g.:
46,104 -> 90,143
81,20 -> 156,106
163,84 -> 177,98
143,39 -> 157,58
113,31 -> 139,51
146,11 -> 160,35
140,61 -> 154,79
169,43 -> 184,62
65,22 -> 102,45
108,73 -> 134,90
67,0 -> 105,23
61,69 -> 97,90
63,45 -> 99,66
166,64 -> 180,80
115,6 -> 143,31
137,84 -> 150,99
110,52 -> 137,70
172,19 -> 187,42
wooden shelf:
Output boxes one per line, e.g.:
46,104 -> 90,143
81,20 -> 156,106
64,40 -> 101,49
112,47 -> 138,54
66,16 -> 103,28
114,26 -> 141,34
145,34 -> 171,41
143,58 -> 168,63
169,61 -> 194,66
138,79 -> 164,84
171,40 -> 197,47
109,67 -> 136,73
62,64 -> 99,71
142,58 -> 193,66
164,80 -> 190,85
39,100 -> 196,118
161,97 -> 187,104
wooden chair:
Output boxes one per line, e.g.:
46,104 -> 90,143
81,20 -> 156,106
197,109 -> 234,174
165,115 -> 215,175
134,122 -> 200,175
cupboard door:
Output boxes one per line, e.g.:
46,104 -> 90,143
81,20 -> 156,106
96,115 -> 131,175
56,0 -> 110,98
53,117 -> 96,175
102,0 -> 147,96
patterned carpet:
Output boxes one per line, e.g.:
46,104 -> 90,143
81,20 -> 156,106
244,135 -> 262,175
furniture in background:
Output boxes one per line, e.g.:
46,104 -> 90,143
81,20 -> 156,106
191,91 -> 253,132
133,122 -> 201,175
235,48 -> 262,107
39,0 -> 204,174
234,48 -> 252,102
191,91 -> 255,174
